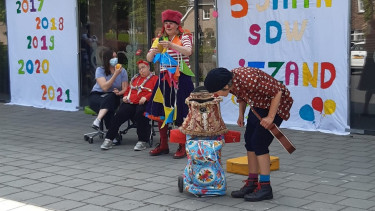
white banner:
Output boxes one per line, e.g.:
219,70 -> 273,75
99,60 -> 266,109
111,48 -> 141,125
217,0 -> 349,134
6,0 -> 79,111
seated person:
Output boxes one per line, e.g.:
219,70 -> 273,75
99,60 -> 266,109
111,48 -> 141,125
89,49 -> 128,130
100,60 -> 158,150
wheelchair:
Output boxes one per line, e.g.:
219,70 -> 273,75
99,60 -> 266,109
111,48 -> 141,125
83,106 -> 157,147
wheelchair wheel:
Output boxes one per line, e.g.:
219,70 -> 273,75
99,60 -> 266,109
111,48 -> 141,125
84,135 -> 89,142
178,176 -> 183,193
89,137 -> 94,144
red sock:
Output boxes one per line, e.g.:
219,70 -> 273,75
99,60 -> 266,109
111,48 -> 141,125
248,173 -> 258,180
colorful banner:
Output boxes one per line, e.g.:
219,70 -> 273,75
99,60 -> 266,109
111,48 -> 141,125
217,0 -> 349,134
6,0 -> 79,111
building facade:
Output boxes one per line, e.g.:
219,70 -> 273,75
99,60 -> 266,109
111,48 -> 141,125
1,0 -> 375,134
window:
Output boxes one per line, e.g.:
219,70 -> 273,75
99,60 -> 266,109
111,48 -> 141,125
351,30 -> 365,43
357,0 -> 364,13
203,9 -> 210,20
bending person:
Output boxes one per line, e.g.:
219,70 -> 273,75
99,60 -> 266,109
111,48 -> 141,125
89,49 -> 128,130
204,67 -> 293,202
101,60 -> 158,150
145,9 -> 194,159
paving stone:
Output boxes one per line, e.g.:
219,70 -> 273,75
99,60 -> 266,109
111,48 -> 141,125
268,205 -> 309,211
132,204 -> 185,211
70,204 -> 110,211
302,201 -> 345,211
144,195 -> 185,206
105,199 -> 146,210
41,186 -> 79,197
337,189 -> 375,199
271,196 -> 313,208
10,204 -> 49,211
277,188 -> 315,198
58,178 -> 93,187
307,184 -> 347,194
235,200 -> 277,210
44,200 -> 86,210
25,195 -> 63,206
22,182 -> 58,192
307,192 -> 347,203
168,199 -> 211,210
61,190 -> 101,201
120,190 -> 159,201
5,191 -> 42,201
280,181 -> 316,190
82,194 -> 123,206
338,198 -> 375,210
340,182 -> 375,191
40,175 -> 72,183
133,182 -> 170,192
77,182 -> 114,192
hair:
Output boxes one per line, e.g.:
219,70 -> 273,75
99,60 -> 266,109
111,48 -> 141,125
102,49 -> 114,76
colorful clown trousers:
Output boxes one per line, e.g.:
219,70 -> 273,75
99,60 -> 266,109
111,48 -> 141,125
183,135 -> 226,196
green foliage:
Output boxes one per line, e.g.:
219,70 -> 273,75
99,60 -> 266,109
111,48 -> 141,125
0,0 -> 5,23
363,0 -> 374,22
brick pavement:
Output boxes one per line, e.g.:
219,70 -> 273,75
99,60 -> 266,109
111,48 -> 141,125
0,103 -> 375,211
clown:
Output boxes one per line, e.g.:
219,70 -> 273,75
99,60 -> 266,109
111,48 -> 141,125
145,9 -> 194,159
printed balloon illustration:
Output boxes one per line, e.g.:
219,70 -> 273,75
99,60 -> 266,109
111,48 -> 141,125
323,99 -> 336,115
312,97 -> 323,113
213,10 -> 218,18
299,104 -> 314,122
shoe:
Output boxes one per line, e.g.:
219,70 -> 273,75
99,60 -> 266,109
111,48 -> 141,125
244,182 -> 273,202
100,139 -> 113,150
92,118 -> 101,130
134,141 -> 147,151
149,144 -> 169,156
231,179 -> 258,198
173,144 -> 186,159
112,137 -> 121,146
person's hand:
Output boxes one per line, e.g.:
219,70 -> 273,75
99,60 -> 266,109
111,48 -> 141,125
260,116 -> 274,130
159,40 -> 171,49
113,88 -> 121,95
237,115 -> 245,127
123,96 -> 129,103
114,64 -> 122,75
139,97 -> 147,105
150,48 -> 160,56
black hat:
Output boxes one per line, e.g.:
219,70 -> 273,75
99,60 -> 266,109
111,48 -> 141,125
204,68 -> 233,93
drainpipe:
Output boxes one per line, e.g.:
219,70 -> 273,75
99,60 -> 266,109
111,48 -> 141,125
194,0 -> 199,86
147,0 -> 152,49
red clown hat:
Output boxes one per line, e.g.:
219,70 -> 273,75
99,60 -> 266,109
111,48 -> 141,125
162,9 -> 182,25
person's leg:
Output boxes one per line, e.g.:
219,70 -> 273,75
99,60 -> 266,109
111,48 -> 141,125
173,123 -> 186,159
101,103 -> 134,150
231,110 -> 259,198
363,90 -> 374,115
101,93 -> 120,129
174,74 -> 193,159
149,121 -> 169,156
89,92 -> 106,129
134,104 -> 150,151
244,109 -> 283,202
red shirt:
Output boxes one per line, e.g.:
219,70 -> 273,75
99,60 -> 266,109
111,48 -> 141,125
230,67 -> 293,120
123,74 -> 158,104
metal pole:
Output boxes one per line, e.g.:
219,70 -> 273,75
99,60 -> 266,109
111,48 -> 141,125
147,0 -> 152,50
194,0 -> 199,86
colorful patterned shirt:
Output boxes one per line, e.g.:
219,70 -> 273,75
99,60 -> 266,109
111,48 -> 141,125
230,67 -> 293,120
